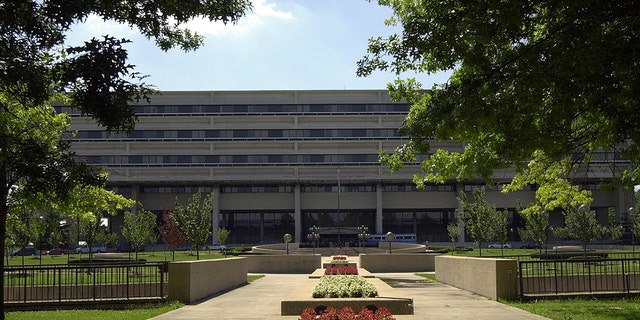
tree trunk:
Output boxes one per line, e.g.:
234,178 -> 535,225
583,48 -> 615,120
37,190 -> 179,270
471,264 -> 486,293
1,165 -> 9,320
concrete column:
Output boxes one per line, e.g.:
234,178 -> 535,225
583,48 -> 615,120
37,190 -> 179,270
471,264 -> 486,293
131,184 -> 139,214
211,184 -> 220,244
456,182 -> 466,245
618,187 -> 630,219
376,182 -> 383,234
294,183 -> 302,243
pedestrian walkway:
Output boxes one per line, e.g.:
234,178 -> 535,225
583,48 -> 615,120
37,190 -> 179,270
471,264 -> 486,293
149,272 -> 549,320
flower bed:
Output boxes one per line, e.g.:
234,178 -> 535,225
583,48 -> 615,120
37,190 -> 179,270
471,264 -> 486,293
325,265 -> 358,275
299,306 -> 396,320
330,255 -> 349,265
312,275 -> 378,298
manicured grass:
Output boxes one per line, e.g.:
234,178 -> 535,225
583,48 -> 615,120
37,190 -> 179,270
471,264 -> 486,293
5,275 -> 265,320
5,301 -> 184,320
504,297 -> 640,320
4,249 -> 229,267
415,273 -> 436,282
248,274 -> 265,283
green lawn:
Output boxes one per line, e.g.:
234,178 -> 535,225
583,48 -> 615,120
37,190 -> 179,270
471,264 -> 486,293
5,249 -> 230,267
504,297 -> 640,320
5,301 -> 184,320
4,274 -> 265,320
3,251 -> 261,320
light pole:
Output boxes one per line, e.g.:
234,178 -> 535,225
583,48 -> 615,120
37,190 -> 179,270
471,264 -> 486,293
307,225 -> 320,254
385,231 -> 395,254
357,225 -> 370,253
283,233 -> 292,255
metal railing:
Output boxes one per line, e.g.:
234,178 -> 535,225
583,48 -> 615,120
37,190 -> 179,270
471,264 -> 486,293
4,262 -> 168,307
519,257 -> 640,297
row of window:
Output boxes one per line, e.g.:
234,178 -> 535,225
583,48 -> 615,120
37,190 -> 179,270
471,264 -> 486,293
123,184 -> 462,194
140,186 -> 214,194
118,183 -> 603,195
85,154 -> 382,166
74,129 -> 401,140
57,103 -> 411,115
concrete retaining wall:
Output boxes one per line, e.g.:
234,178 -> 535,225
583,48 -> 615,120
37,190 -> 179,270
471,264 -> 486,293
242,254 -> 321,273
359,253 -> 437,272
251,243 -> 300,255
168,257 -> 247,303
435,255 -> 518,301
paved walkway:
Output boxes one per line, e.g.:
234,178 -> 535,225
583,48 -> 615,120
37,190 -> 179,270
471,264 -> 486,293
149,272 -> 549,320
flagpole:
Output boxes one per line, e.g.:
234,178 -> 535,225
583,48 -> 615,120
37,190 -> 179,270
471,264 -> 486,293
337,166 -> 341,246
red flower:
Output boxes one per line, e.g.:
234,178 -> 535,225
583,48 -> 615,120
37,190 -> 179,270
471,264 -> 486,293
298,306 -> 396,320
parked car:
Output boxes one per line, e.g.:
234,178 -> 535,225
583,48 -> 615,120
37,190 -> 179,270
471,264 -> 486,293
11,247 -> 36,256
75,243 -> 107,254
175,245 -> 192,251
43,248 -> 68,255
208,244 -> 227,250
488,243 -> 512,249
520,242 -> 541,249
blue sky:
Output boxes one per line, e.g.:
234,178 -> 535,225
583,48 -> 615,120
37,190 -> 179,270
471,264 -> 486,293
66,0 -> 450,91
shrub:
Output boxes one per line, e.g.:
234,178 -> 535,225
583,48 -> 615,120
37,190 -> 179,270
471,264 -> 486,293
312,275 -> 377,298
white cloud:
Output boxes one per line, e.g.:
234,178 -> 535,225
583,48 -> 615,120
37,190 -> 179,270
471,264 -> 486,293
182,0 -> 294,37
82,15 -> 135,36
71,1 -> 293,39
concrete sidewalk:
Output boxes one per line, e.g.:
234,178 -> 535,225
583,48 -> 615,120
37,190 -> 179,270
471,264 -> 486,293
149,272 -> 549,320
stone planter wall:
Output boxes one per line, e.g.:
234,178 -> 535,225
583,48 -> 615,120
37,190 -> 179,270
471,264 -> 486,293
242,254 -> 321,273
435,255 -> 518,301
358,253 -> 437,272
168,257 -> 247,303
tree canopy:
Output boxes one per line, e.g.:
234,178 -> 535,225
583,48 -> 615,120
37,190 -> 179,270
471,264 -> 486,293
170,192 -> 213,260
0,1 -> 251,316
457,188 -> 498,256
362,1 -> 640,190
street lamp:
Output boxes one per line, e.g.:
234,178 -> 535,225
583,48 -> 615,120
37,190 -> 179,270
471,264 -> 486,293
357,225 -> 370,253
385,231 -> 395,254
579,204 -> 590,213
283,233 -> 292,255
307,225 -> 320,254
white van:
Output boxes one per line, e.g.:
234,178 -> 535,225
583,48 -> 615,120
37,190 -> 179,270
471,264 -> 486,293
75,242 -> 107,254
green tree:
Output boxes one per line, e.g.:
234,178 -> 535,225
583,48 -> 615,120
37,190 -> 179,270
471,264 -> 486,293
171,192 -> 213,260
518,207 -> 551,253
555,205 -> 605,254
446,222 -> 462,254
54,185 -> 135,259
215,228 -> 231,256
216,228 -> 231,246
362,1 -> 640,192
1,2 -> 250,315
607,207 -> 624,244
457,188 -> 497,256
631,191 -> 640,250
121,209 -> 157,260
492,209 -> 509,256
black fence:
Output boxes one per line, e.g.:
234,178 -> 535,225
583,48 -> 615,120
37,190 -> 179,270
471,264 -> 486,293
4,262 -> 168,308
519,257 -> 640,297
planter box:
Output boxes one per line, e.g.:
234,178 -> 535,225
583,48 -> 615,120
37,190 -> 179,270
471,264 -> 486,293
322,262 -> 357,268
281,274 -> 413,315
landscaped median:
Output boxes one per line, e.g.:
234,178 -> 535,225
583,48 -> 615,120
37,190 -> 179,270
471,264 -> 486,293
281,257 -> 413,316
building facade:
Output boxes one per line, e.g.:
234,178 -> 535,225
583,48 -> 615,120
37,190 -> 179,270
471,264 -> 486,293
60,90 -> 634,246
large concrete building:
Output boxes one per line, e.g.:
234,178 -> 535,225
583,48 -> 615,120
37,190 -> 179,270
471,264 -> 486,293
60,90 -> 634,246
